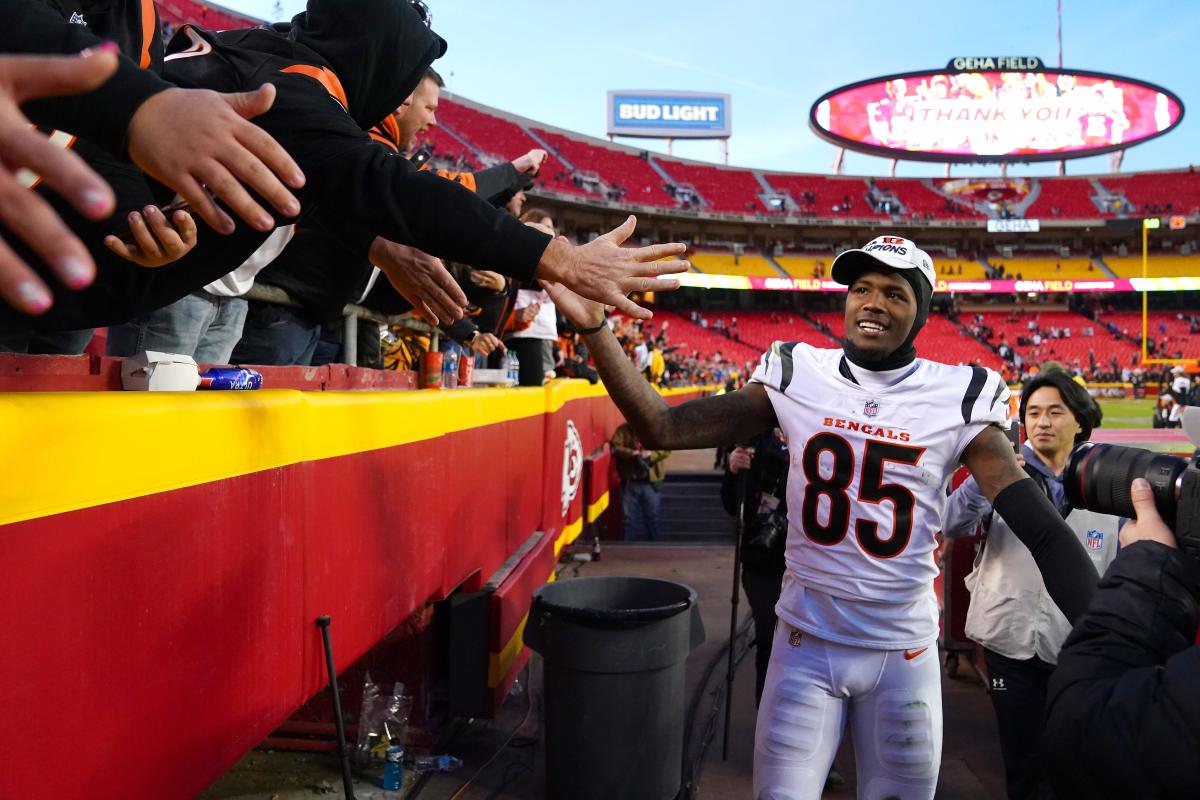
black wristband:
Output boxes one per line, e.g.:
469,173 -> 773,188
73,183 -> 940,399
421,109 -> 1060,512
577,319 -> 607,335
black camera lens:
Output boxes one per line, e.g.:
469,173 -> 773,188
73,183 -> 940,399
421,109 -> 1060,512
1064,442 -> 1187,524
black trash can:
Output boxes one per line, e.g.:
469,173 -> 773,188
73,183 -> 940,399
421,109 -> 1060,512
524,576 -> 705,800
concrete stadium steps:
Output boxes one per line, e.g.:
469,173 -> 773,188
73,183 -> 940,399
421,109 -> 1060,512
656,474 -> 735,542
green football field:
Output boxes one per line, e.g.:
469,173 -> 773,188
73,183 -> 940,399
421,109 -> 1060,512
1097,398 -> 1155,429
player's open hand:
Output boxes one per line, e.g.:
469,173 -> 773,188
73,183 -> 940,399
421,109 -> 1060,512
0,47 -> 119,314
370,237 -> 467,325
540,278 -> 604,332
126,84 -> 305,235
535,216 -> 688,320
104,205 -> 198,268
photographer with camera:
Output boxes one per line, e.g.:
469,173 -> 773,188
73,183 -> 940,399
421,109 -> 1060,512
720,430 -> 790,703
612,422 -> 670,541
943,369 -> 1116,800
1029,404 -> 1200,799
1040,475 -> 1199,798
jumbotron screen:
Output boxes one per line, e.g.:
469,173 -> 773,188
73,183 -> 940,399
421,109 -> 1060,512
811,69 -> 1184,163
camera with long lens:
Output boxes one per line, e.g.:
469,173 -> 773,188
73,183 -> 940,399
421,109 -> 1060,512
741,433 -> 790,570
1064,409 -> 1200,579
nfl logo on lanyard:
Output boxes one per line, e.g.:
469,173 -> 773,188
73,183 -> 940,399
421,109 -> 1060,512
864,400 -> 880,418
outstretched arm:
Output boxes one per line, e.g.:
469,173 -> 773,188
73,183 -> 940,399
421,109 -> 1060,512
961,424 -> 1098,622
545,281 -> 777,450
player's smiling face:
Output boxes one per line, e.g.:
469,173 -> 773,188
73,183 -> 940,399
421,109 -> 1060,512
843,270 -> 917,358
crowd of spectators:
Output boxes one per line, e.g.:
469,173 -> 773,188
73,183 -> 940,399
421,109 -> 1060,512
955,305 -> 1199,399
598,313 -> 752,389
0,3 -> 686,387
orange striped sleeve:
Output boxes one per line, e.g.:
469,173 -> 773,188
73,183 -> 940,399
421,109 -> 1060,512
280,64 -> 349,111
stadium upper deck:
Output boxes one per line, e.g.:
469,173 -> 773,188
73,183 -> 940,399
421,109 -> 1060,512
422,94 -> 1200,227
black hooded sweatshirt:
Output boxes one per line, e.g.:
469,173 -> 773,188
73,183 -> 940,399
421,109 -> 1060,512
257,112 -> 528,325
0,0 -> 551,333
3,0 -> 170,160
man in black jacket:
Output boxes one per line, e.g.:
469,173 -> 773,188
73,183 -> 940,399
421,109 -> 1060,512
1040,477 -> 1200,798
0,0 -> 683,337
1,0 -> 305,318
236,67 -> 538,366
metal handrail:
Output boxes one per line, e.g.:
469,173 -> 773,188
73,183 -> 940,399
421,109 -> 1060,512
243,283 -> 439,365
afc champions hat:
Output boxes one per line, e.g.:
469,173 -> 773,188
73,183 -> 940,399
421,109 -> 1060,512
830,236 -> 937,289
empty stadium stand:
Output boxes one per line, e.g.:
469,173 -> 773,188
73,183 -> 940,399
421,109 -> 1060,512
1101,311 -> 1200,359
434,101 -> 586,197
689,250 -> 779,277
974,311 -> 1142,368
158,0 -> 259,30
811,311 -> 1005,369
533,130 -> 677,207
1024,177 -> 1102,219
416,126 -> 480,170
687,311 -> 839,352
935,259 -> 990,280
774,254 -> 834,279
1103,254 -> 1200,278
986,257 -> 1102,280
873,179 -> 983,220
662,162 -> 766,214
1100,170 -> 1200,216
765,174 -> 884,218
426,96 -> 1199,226
649,311 -> 763,365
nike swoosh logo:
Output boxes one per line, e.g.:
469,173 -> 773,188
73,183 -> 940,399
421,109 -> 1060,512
903,647 -> 929,661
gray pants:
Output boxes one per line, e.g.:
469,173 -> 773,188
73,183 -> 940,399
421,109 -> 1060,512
107,291 -> 249,364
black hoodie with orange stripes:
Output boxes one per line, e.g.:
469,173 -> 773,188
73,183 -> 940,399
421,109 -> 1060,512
1,0 -> 551,334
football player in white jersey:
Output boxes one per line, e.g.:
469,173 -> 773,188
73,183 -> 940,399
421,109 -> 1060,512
545,233 -> 1098,799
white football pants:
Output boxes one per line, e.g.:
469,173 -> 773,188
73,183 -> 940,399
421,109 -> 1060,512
753,623 -> 942,800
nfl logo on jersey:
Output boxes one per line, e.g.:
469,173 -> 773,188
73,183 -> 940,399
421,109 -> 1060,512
1086,530 -> 1104,550
864,400 -> 880,418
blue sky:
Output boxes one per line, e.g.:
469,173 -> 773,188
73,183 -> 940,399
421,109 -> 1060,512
223,0 -> 1196,178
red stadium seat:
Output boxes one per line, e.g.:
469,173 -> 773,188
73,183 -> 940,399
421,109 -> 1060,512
435,98 -> 587,197
812,312 -> 1005,369
157,0 -> 260,31
1025,178 -> 1104,219
533,130 -> 677,207
1098,171 -> 1200,217
764,174 -> 885,219
660,162 -> 766,214
873,179 -> 983,219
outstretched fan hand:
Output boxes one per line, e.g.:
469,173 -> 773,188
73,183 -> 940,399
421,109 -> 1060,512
536,215 -> 689,320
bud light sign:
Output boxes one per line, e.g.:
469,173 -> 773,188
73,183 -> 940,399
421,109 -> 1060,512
607,90 -> 732,139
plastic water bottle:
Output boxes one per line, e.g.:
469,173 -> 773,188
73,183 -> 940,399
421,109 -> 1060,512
382,741 -> 404,791
412,754 -> 462,773
506,350 -> 519,384
441,344 -> 459,389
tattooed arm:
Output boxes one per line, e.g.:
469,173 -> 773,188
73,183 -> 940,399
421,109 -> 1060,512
550,284 -> 776,449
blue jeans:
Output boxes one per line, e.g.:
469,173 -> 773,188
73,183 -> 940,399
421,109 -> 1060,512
0,328 -> 94,354
622,480 -> 662,541
229,301 -> 320,366
107,291 -> 248,363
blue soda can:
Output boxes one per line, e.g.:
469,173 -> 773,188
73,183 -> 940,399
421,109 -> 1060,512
198,367 -> 263,390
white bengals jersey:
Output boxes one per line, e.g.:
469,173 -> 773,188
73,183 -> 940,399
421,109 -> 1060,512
750,342 -> 1011,649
